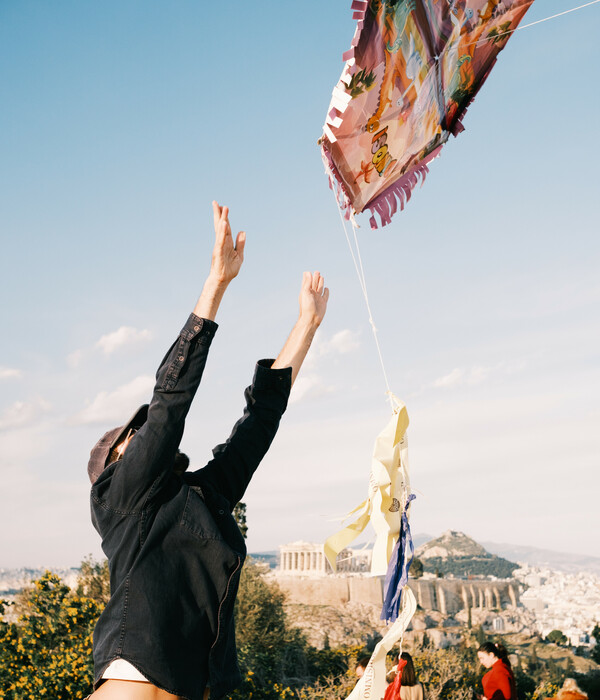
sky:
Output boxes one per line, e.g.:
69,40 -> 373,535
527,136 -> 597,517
0,0 -> 598,569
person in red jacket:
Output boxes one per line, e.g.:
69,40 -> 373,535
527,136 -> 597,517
477,642 -> 517,700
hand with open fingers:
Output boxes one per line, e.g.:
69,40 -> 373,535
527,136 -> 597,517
210,201 -> 246,285
299,271 -> 329,328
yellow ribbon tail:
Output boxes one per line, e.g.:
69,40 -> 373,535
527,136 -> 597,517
323,501 -> 371,571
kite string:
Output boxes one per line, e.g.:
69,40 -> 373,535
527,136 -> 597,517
463,0 -> 600,48
335,202 -> 395,411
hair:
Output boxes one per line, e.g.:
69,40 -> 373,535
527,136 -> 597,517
478,642 -> 512,670
400,651 -> 418,686
356,655 -> 370,670
173,451 -> 190,476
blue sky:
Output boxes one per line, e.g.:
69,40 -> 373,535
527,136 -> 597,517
0,1 -> 598,568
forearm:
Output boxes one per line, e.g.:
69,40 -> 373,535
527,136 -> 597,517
271,316 -> 320,385
193,276 -> 229,321
188,360 -> 292,508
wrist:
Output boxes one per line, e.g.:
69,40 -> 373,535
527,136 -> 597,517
296,314 -> 321,334
203,274 -> 229,295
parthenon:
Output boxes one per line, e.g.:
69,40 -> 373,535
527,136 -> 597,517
278,541 -> 371,576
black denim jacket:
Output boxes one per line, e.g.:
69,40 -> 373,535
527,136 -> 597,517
90,313 -> 292,700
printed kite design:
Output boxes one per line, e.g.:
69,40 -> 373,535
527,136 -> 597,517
321,0 -> 534,229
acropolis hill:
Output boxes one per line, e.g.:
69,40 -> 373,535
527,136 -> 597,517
268,531 -> 600,652
275,532 -> 519,613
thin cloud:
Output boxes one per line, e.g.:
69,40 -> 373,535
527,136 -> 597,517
96,327 -> 152,355
429,361 -> 525,391
67,349 -> 85,368
0,398 -> 52,432
318,329 -> 360,357
0,367 -> 22,380
432,368 -> 464,388
289,376 -> 336,404
68,326 -> 152,367
74,375 -> 154,425
290,329 -> 359,403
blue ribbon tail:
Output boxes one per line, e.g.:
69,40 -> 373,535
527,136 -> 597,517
380,494 -> 416,623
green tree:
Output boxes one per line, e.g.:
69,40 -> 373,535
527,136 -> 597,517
411,557 -> 424,579
546,629 -> 568,646
76,556 -> 111,606
0,571 -> 100,699
591,624 -> 600,664
233,501 -> 248,539
233,558 -> 306,688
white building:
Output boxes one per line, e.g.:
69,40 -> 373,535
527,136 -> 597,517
278,541 -> 372,576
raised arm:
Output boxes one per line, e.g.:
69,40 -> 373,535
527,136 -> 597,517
271,270 -> 329,384
95,202 -> 245,509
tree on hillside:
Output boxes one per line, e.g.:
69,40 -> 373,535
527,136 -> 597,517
411,557 -> 424,579
591,624 -> 600,664
233,558 -> 307,690
546,629 -> 568,646
76,556 -> 111,606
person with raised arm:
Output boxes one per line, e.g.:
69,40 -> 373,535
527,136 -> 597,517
85,202 -> 328,700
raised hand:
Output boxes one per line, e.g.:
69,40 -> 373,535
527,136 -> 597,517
299,271 -> 329,328
193,201 -> 246,321
210,201 -> 246,285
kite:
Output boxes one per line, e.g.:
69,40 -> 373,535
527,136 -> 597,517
321,0 -> 534,229
320,2 -> 540,696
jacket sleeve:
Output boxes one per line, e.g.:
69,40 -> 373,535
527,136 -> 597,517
98,314 -> 218,511
186,360 -> 292,510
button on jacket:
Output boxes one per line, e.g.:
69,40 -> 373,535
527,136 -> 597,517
90,313 -> 292,700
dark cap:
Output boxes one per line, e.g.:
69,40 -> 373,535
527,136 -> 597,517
87,404 -> 149,485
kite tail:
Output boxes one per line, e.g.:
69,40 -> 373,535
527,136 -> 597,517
381,494 -> 416,623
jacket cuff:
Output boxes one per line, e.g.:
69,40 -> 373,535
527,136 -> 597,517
254,359 -> 293,396
182,314 -> 218,344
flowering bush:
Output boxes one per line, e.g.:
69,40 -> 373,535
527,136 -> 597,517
0,572 -> 100,699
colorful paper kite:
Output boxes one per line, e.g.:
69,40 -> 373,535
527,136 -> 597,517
321,0 -> 534,229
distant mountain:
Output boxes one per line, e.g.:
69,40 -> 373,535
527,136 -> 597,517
412,533 -> 434,549
415,530 -> 518,579
417,530 -> 489,559
481,541 -> 600,576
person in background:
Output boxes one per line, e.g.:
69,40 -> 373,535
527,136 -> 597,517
384,652 -> 424,700
477,642 -> 516,700
356,656 -> 371,679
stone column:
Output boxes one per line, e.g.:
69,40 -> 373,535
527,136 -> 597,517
437,586 -> 447,615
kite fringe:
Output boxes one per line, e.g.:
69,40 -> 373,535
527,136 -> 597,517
321,146 -> 354,221
366,145 -> 444,229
